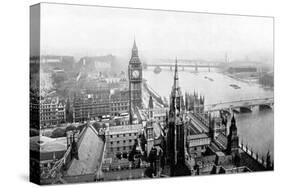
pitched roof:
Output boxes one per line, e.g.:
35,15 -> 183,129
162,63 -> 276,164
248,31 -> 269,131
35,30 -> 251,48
66,125 -> 105,176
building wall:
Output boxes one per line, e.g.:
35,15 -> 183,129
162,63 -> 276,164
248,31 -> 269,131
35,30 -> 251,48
73,88 -> 130,122
105,131 -> 139,158
40,97 -> 66,128
110,90 -> 129,117
73,88 -> 110,122
188,136 -> 211,157
104,124 -> 143,159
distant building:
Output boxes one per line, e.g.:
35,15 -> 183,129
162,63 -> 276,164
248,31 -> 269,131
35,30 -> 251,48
259,72 -> 274,87
185,92 -> 205,113
228,66 -> 257,73
110,89 -> 130,117
40,97 -> 66,128
72,87 -> 111,122
72,87 -> 130,122
77,55 -> 114,74
40,55 -> 75,72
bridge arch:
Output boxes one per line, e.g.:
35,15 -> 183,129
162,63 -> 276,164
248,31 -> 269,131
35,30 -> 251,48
239,106 -> 252,113
259,104 -> 272,111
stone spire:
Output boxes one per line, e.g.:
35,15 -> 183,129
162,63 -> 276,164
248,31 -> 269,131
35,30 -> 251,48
148,95 -> 154,109
133,38 -> 137,49
230,114 -> 237,131
169,57 -> 184,115
132,38 -> 138,57
173,57 -> 179,91
148,95 -> 154,119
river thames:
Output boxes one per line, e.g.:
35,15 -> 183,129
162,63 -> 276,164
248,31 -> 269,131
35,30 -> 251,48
143,68 -> 274,157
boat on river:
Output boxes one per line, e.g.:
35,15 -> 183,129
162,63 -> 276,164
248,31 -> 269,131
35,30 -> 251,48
229,84 -> 241,89
154,66 -> 162,74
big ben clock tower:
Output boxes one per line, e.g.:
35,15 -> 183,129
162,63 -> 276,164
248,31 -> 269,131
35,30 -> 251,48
128,39 -> 142,119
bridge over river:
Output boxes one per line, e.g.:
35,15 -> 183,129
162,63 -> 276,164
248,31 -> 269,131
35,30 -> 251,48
204,97 -> 274,113
146,63 -> 221,72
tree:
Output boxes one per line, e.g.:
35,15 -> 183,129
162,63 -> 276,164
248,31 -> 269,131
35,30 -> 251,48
65,125 -> 77,132
51,128 -> 66,138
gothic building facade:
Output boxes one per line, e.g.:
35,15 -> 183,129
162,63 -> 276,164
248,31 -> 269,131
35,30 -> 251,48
185,92 -> 205,113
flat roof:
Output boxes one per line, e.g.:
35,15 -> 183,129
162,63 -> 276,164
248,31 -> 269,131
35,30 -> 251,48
188,133 -> 209,140
107,124 -> 143,135
215,151 -> 226,157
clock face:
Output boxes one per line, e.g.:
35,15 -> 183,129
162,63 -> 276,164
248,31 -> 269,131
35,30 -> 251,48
132,70 -> 140,78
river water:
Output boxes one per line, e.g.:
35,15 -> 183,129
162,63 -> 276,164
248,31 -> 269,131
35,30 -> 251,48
143,68 -> 274,157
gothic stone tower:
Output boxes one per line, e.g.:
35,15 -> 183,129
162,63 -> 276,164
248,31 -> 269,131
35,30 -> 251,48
146,95 -> 155,156
128,39 -> 142,120
227,115 -> 239,156
167,59 -> 186,176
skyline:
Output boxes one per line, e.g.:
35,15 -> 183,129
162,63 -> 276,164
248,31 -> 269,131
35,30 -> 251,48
36,3 -> 274,64
30,3 -> 274,184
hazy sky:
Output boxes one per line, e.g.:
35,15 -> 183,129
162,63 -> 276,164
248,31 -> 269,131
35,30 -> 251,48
39,3 -> 273,62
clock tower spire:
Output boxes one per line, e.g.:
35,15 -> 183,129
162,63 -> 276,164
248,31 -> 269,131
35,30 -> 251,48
128,39 -> 143,123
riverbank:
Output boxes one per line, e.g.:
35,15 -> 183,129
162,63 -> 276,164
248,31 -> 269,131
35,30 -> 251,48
224,72 -> 274,91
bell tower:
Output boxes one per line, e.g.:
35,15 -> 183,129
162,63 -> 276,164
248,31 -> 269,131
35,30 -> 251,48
128,39 -> 142,121
227,114 -> 239,156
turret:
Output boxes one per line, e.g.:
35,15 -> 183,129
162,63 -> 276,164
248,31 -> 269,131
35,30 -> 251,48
148,95 -> 154,119
146,96 -> 154,157
71,132 -> 79,160
230,114 -> 237,131
209,115 -> 216,140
